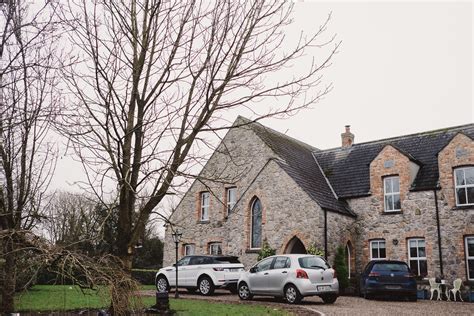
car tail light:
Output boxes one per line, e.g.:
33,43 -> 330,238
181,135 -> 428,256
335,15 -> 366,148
368,272 -> 380,277
213,267 -> 224,271
296,269 -> 309,279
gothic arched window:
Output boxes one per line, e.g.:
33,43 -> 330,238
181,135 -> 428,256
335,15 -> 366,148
251,198 -> 262,249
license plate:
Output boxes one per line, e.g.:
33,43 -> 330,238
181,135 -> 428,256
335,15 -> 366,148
317,285 -> 332,292
385,285 -> 401,290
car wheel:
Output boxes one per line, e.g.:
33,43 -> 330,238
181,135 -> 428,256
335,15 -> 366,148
321,293 -> 338,304
284,284 -> 302,304
155,275 -> 169,293
238,282 -> 253,300
198,276 -> 215,296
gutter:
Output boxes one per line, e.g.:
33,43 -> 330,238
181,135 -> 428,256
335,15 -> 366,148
433,189 -> 444,276
324,209 -> 328,260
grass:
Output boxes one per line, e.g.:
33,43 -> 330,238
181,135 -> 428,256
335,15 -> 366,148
15,285 -> 291,315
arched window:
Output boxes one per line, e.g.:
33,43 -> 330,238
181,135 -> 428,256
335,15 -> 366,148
251,198 -> 262,249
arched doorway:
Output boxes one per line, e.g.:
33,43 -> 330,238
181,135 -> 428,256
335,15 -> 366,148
284,236 -> 307,254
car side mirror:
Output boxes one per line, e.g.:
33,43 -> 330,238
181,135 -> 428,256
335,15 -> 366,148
173,263 -> 176,267
249,267 -> 257,273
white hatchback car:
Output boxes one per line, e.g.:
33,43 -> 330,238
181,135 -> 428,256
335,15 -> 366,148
237,254 -> 339,304
155,255 -> 244,295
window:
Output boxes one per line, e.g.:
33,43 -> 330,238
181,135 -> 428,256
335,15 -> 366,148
384,176 -> 401,212
454,167 -> 474,206
273,256 -> 291,269
208,242 -> 222,255
250,198 -> 262,249
177,256 -> 191,266
253,257 -> 273,272
370,240 -> 386,260
346,244 -> 351,279
226,187 -> 236,215
408,238 -> 427,277
184,244 -> 195,256
200,192 -> 210,221
466,236 -> 474,280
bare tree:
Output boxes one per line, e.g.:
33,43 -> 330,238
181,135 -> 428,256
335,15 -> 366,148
61,0 -> 338,277
0,1 -> 63,312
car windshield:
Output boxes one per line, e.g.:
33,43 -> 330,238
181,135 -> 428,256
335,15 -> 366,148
298,256 -> 330,269
372,263 -> 409,272
213,256 -> 241,264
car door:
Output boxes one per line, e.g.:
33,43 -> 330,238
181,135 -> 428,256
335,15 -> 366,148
188,256 -> 207,287
248,257 -> 274,294
266,256 -> 291,294
170,256 -> 191,287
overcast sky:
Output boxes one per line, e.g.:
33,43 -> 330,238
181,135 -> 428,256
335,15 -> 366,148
51,0 -> 473,191
259,0 -> 473,149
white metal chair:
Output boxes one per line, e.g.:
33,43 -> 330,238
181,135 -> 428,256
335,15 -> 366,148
429,278 -> 441,300
447,278 -> 464,302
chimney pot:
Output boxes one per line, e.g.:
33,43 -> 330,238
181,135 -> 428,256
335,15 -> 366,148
341,125 -> 355,148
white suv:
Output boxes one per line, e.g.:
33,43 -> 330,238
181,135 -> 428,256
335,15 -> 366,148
238,254 -> 339,304
155,255 -> 244,295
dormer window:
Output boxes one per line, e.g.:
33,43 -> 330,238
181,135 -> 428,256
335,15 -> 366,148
454,167 -> 474,206
384,176 -> 401,212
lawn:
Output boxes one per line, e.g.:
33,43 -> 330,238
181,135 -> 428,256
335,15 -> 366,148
15,285 -> 291,315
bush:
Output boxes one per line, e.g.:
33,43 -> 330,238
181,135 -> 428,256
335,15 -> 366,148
257,240 -> 276,261
307,244 -> 325,257
132,269 -> 158,285
333,246 -> 349,292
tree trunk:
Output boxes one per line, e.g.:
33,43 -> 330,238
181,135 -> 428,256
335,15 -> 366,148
1,238 -> 16,313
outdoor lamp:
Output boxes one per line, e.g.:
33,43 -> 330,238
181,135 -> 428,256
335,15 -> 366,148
171,229 -> 182,298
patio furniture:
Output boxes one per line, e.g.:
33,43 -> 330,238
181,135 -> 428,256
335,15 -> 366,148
428,278 -> 442,300
447,278 -> 464,302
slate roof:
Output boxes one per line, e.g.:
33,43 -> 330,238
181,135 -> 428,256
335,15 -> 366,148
238,117 -> 355,217
314,124 -> 474,198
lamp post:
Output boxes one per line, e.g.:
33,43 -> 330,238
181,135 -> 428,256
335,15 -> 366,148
171,229 -> 182,298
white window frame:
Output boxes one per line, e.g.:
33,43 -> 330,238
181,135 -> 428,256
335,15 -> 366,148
407,238 -> 427,276
454,167 -> 474,206
384,176 -> 401,212
370,240 -> 386,260
226,187 -> 236,216
209,242 -> 222,255
200,192 -> 210,221
184,244 -> 195,256
465,236 -> 474,280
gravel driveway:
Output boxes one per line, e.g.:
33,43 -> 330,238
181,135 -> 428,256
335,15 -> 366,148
139,289 -> 474,316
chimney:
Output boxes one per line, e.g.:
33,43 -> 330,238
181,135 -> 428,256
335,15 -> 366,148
341,125 -> 354,148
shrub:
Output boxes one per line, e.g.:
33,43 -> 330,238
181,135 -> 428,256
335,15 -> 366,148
333,246 -> 349,291
307,244 -> 325,257
132,269 -> 158,285
257,240 -> 275,261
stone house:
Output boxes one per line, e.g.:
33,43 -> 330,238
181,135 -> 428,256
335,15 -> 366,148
163,116 -> 474,283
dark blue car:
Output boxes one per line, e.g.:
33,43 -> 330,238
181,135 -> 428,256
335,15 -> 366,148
360,260 -> 417,301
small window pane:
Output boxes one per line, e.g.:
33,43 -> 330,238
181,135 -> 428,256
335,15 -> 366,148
418,245 -> 426,257
467,187 -> 474,204
385,178 -> 393,193
409,260 -> 418,275
379,246 -> 386,258
392,177 -> 400,192
410,247 -> 417,258
455,169 -> 465,185
385,195 -> 393,210
469,259 -> 474,280
419,260 -> 428,276
371,247 -> 378,259
393,194 -> 401,210
467,238 -> 474,257
457,188 -> 467,205
465,168 -> 474,185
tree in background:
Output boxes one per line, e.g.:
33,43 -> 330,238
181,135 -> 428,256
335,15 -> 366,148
0,1 -> 63,312
333,245 -> 349,292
